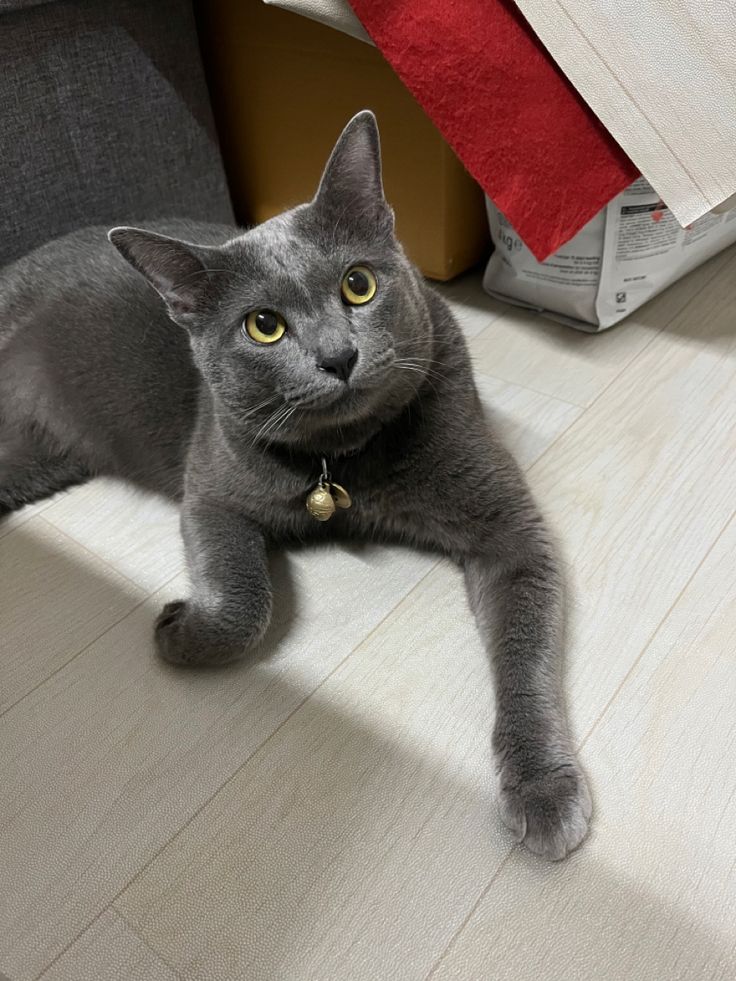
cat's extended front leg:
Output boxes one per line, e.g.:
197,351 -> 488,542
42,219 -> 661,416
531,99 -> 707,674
464,524 -> 591,860
155,496 -> 273,666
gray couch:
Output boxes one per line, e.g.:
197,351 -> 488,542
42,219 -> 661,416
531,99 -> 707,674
0,0 -> 233,268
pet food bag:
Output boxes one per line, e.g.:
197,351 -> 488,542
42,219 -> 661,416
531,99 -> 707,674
484,177 -> 736,332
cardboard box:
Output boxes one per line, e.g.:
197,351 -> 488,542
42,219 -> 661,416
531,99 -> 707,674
195,0 -> 490,280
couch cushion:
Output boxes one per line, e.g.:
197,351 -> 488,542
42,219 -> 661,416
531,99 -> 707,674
0,0 -> 232,267
0,0 -> 56,14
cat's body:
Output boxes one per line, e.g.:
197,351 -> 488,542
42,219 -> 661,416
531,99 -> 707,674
0,113 -> 591,859
0,220 -> 221,502
1,218 -> 493,544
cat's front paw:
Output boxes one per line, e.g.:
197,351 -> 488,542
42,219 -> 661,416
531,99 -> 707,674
154,600 -> 267,667
497,758 -> 592,861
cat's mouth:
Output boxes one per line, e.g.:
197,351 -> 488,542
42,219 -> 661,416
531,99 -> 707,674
287,384 -> 371,417
258,352 -> 423,451
284,351 -> 396,415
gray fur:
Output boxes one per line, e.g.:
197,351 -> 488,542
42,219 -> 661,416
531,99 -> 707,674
0,111 -> 590,859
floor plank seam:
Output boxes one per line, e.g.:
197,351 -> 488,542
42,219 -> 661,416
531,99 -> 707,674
32,907 -> 109,981
0,495 -> 59,541
0,590 -> 151,719
103,558 -> 444,917
33,906 -> 183,981
515,405 -> 587,481
525,272 -> 735,481
576,503 -> 736,755
463,307 -> 508,337
109,908 -> 184,980
546,249 -> 734,438
34,514 -> 153,595
424,846 -> 517,979
0,529 -> 193,720
473,367 -> 584,410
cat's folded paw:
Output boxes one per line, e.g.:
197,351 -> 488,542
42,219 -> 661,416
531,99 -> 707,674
497,758 -> 592,861
154,600 -> 267,667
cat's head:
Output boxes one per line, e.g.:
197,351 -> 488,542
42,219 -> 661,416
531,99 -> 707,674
109,111 -> 433,451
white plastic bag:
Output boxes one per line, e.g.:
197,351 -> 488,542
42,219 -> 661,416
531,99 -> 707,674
484,177 -> 736,332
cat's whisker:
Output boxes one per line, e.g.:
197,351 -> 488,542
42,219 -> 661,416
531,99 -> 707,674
394,352 -> 449,369
392,363 -> 440,398
271,404 -> 298,443
393,338 -> 446,356
266,405 -> 299,447
251,400 -> 296,447
393,360 -> 445,387
393,357 -> 447,376
391,364 -> 425,386
401,369 -> 445,388
394,357 -> 446,381
238,394 -> 282,422
251,403 -> 286,446
393,346 -> 451,372
264,403 -> 293,436
394,357 -> 444,371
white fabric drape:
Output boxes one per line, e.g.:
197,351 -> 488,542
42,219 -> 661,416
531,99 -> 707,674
263,0 -> 370,42
514,0 -> 736,226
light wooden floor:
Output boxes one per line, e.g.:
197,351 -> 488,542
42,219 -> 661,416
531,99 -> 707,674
2,250 -> 736,981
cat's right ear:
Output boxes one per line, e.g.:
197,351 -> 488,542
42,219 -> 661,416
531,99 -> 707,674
313,110 -> 393,234
108,227 -> 218,327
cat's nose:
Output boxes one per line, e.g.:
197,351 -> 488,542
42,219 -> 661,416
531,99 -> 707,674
318,347 -> 358,382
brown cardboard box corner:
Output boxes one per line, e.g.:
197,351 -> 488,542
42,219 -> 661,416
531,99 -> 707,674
196,0 -> 490,280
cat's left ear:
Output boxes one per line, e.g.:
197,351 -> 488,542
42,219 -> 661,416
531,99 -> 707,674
313,110 -> 394,233
108,227 -> 221,327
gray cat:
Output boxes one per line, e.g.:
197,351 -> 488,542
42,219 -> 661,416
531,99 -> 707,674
0,112 -> 591,860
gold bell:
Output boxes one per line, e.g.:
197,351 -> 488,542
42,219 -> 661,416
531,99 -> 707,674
305,479 -> 352,521
306,485 -> 336,521
330,482 -> 352,510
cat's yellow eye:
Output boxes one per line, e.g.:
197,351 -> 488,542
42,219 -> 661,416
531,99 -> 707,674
244,309 -> 287,345
341,265 -> 377,305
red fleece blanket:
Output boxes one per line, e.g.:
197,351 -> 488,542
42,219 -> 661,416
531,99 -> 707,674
348,0 -> 639,260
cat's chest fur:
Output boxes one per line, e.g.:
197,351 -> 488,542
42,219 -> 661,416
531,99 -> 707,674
187,409 -> 427,542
